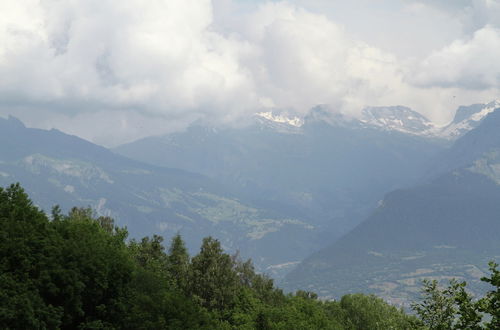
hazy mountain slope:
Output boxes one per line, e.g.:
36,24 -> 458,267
0,116 -> 317,274
114,108 -> 444,245
283,110 -> 500,305
429,107 -> 500,177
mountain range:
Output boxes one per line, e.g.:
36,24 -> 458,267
114,105 -> 449,274
283,107 -> 500,305
256,100 -> 500,140
2,100 -> 498,283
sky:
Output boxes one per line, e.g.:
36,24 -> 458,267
1,0 -> 500,146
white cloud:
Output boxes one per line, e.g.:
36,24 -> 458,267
410,26 -> 500,90
1,0 -> 256,113
0,0 -> 499,145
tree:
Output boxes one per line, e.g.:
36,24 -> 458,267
189,237 -> 239,313
51,206 -> 134,328
129,235 -> 169,279
167,233 -> 190,292
126,234 -> 219,329
451,280 -> 483,330
480,261 -> 500,329
0,186 -> 134,328
411,262 -> 500,330
342,293 -> 421,330
0,184 -> 63,329
412,279 -> 459,330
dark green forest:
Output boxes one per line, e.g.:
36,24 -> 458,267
0,183 -> 498,329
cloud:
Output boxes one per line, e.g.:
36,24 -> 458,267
236,2 -> 403,113
0,0 -> 499,145
460,0 -> 500,32
1,0 -> 256,113
410,26 -> 500,90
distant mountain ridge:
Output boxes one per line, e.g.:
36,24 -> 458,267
255,101 -> 500,140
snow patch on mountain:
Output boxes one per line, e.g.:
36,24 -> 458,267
361,102 -> 500,140
360,106 -> 435,136
254,101 -> 500,140
438,100 -> 500,140
256,111 -> 303,127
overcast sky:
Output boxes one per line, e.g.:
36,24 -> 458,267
1,0 -> 500,146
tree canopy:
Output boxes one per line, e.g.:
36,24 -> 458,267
1,183 -> 498,329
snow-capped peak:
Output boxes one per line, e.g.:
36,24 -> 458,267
438,100 -> 500,140
255,111 -> 303,127
253,101 -> 500,140
360,106 -> 435,135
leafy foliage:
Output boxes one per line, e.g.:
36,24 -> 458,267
412,262 -> 500,329
480,262 -> 500,329
340,294 -> 422,330
9,183 -> 499,329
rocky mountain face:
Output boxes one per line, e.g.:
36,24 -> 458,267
283,109 -> 500,305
